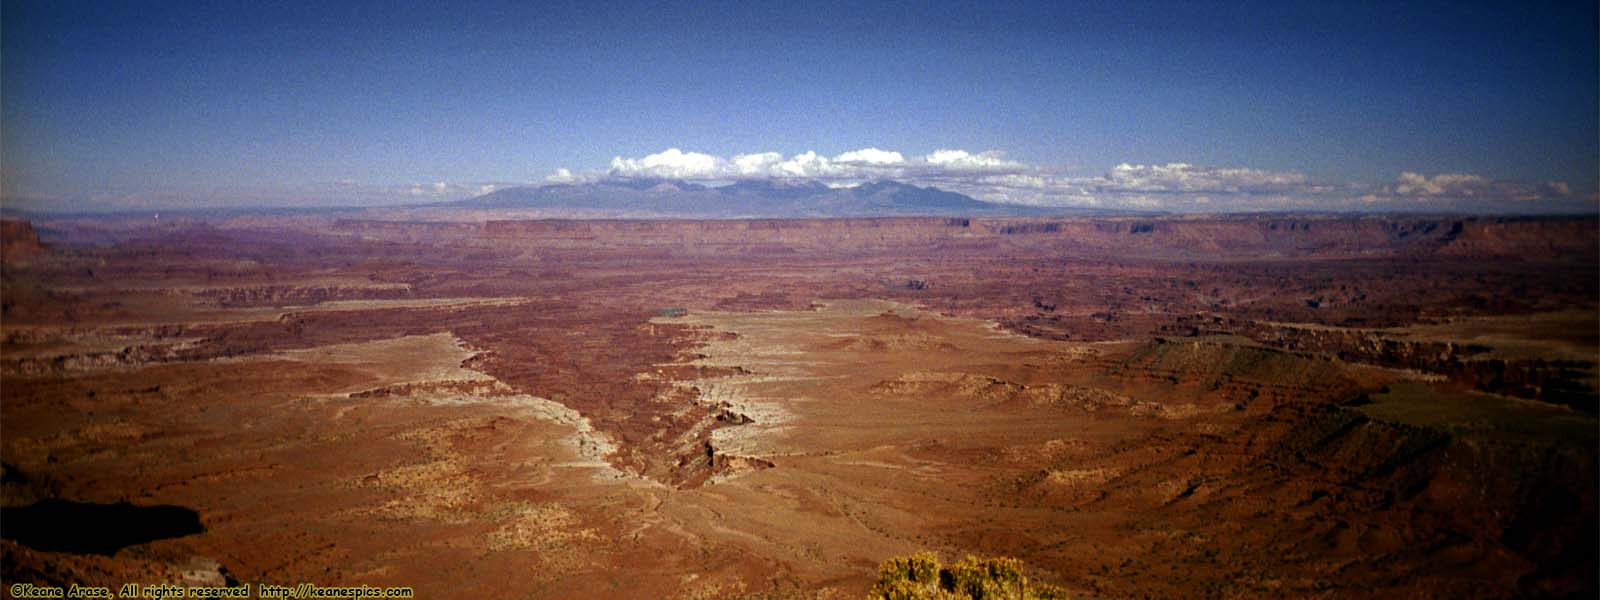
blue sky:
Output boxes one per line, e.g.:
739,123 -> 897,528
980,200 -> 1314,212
2,0 -> 1596,212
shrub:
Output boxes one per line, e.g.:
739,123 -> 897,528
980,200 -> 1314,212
867,552 -> 1068,600
878,551 -> 941,587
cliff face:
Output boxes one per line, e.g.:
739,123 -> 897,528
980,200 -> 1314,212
978,215 -> 1597,258
1,219 -> 46,262
481,217 -> 978,249
474,215 -> 1597,259
1432,217 -> 1599,258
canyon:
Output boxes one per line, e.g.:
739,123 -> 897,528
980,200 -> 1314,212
1,213 -> 1595,598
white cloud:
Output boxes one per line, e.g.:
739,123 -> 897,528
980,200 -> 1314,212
916,163 -> 1328,210
923,149 -> 1025,173
835,147 -> 905,165
1384,171 -> 1570,202
1394,172 -> 1492,196
776,151 -> 831,177
320,179 -> 514,204
591,147 -> 1023,183
608,148 -> 724,179
404,181 -> 496,198
569,149 -> 1326,209
545,168 -> 579,183
548,149 -> 1584,212
1099,163 -> 1314,194
731,152 -> 784,175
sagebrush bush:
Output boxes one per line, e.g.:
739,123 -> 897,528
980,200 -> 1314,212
868,552 -> 1068,600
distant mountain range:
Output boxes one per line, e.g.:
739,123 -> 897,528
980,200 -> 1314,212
448,178 -> 1076,217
